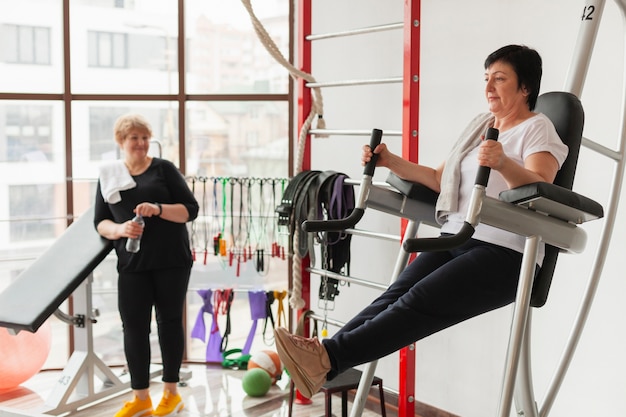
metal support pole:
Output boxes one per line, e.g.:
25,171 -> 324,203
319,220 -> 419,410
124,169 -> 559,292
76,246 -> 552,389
348,219 -> 421,417
496,236 -> 540,417
513,311 -> 539,417
540,1 -> 625,415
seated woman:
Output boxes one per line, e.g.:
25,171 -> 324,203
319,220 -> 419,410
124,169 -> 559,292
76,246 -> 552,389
275,44 -> 569,399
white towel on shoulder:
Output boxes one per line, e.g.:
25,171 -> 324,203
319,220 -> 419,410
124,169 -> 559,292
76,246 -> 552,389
435,113 -> 494,224
99,160 -> 136,204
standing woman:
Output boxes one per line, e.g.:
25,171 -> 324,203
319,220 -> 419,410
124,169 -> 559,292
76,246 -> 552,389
94,114 -> 199,417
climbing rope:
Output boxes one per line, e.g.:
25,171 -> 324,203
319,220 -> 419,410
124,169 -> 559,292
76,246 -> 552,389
240,0 -> 328,310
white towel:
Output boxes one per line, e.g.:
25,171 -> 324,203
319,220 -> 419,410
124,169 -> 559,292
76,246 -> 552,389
99,160 -> 136,204
435,113 -> 494,224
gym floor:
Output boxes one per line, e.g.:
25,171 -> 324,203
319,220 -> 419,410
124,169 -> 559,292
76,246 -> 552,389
0,363 -> 393,417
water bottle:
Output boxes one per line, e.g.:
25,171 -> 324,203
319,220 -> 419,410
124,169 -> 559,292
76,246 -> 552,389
125,214 -> 144,253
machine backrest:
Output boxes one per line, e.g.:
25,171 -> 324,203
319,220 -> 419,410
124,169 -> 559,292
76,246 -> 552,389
531,91 -> 585,307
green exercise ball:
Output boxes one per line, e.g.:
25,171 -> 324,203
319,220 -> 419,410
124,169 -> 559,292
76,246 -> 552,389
242,368 -> 272,397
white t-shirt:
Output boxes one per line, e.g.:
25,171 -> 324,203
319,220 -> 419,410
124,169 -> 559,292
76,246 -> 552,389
440,113 -> 569,264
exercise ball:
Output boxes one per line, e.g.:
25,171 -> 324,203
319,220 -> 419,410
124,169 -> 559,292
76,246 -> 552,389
247,350 -> 282,384
241,368 -> 272,397
0,321 -> 52,391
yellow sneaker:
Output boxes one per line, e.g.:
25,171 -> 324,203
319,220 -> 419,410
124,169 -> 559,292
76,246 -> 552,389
153,390 -> 184,416
114,395 -> 153,417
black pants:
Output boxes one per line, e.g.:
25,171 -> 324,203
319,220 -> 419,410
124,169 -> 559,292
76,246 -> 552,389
323,238 -> 530,380
118,266 -> 191,389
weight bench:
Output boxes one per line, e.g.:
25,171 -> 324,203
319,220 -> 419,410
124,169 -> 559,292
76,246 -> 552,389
0,206 -> 163,416
302,91 -> 604,417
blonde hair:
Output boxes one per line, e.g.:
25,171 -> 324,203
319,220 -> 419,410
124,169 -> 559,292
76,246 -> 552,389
113,114 -> 153,145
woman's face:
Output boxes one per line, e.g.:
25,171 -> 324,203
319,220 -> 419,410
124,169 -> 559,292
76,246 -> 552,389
484,61 -> 529,116
121,128 -> 151,160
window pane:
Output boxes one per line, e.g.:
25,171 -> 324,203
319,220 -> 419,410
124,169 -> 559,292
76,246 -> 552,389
98,33 -> 112,67
3,102 -> 54,163
18,26 -> 34,63
186,101 -> 288,178
0,1 -> 61,93
0,100 -> 67,242
1,25 -> 18,62
71,0 -> 178,94
9,184 -> 57,242
186,0 -> 289,94
34,27 -> 51,64
111,32 -> 127,68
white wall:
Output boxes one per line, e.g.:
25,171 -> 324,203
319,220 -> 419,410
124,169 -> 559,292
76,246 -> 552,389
300,0 -> 626,415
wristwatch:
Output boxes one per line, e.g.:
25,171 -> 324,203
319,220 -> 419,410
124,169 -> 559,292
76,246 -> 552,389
154,202 -> 162,216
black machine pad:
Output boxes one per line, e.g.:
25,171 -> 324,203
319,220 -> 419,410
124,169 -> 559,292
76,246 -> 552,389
499,182 -> 603,224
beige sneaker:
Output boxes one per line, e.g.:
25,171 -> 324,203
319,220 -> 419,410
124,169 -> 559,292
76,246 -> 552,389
274,327 -> 331,398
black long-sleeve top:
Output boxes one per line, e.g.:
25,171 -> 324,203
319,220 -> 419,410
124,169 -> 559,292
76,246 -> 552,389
94,158 -> 199,273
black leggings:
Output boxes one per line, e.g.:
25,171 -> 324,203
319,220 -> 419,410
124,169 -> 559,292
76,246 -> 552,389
323,238 -> 530,380
118,266 -> 191,389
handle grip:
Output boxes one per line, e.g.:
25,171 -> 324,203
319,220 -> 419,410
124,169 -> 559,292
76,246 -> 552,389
474,127 -> 499,187
302,208 -> 365,232
363,128 -> 383,177
302,128 -> 383,233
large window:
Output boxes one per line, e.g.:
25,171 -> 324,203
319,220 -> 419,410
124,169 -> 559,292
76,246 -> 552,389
0,0 -> 291,368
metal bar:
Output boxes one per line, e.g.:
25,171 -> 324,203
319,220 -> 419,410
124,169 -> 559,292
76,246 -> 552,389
581,136 -> 623,161
563,0 -> 606,95
306,77 -> 402,88
513,311 -> 539,417
307,267 -> 389,291
350,361 -> 378,417
306,312 -> 345,328
177,0 -> 187,174
398,5 -> 421,412
344,178 -> 395,188
295,1 -> 314,406
306,22 -> 403,41
496,236 -> 540,417
308,129 -> 402,136
345,228 -> 401,242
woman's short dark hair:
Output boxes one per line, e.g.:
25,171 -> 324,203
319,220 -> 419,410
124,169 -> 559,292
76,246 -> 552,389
484,45 -> 542,110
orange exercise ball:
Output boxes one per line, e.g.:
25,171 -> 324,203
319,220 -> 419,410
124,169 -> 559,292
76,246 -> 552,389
0,321 -> 52,391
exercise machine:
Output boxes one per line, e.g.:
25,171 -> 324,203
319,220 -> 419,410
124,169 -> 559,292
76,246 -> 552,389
298,0 -> 625,415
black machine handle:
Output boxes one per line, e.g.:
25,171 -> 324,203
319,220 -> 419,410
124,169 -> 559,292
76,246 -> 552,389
302,128 -> 383,232
474,127 -> 500,186
363,128 -> 383,177
403,127 -> 500,253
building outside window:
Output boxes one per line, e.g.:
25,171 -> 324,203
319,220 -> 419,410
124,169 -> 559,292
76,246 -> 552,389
1,24 -> 51,65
